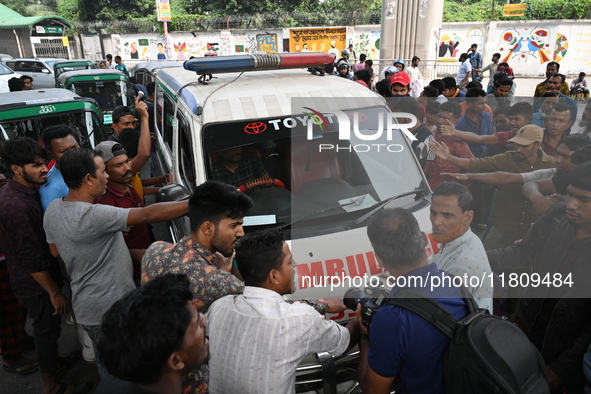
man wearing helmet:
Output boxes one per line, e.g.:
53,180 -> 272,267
335,59 -> 354,80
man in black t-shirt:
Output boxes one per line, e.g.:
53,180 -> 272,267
392,97 -> 434,169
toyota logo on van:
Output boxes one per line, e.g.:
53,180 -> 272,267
244,122 -> 267,134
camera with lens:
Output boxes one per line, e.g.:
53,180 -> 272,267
343,287 -> 390,330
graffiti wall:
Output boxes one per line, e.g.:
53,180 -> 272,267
350,27 -> 381,59
440,21 -> 588,75
95,20 -> 589,76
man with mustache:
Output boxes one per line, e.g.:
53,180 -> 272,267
93,141 -> 152,283
430,182 -> 493,312
430,124 -> 555,249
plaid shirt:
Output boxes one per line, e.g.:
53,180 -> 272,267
210,152 -> 267,187
142,236 -> 328,393
0,181 -> 62,297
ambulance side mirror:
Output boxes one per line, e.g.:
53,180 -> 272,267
155,184 -> 192,202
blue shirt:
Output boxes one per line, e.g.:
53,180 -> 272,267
39,166 -> 68,212
456,111 -> 493,158
368,263 -> 468,394
469,52 -> 482,69
532,112 -> 546,128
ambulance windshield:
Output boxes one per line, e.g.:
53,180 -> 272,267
203,106 -> 425,232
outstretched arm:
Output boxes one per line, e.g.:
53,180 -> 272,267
429,140 -> 472,170
441,171 -> 522,185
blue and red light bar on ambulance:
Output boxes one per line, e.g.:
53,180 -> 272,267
183,53 -> 335,75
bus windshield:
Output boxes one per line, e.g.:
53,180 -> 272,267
0,110 -> 105,148
69,80 -> 132,110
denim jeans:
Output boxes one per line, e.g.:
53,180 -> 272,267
17,293 -> 61,372
82,325 -> 108,378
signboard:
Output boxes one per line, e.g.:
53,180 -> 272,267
289,27 -> 346,54
156,0 -> 172,22
35,26 -> 63,34
503,3 -> 527,16
62,37 -> 69,47
257,34 -> 278,53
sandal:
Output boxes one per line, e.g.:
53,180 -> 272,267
55,353 -> 81,380
2,357 -> 38,375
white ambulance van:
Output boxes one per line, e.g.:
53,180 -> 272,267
152,53 -> 439,392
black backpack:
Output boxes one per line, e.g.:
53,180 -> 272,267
386,288 -> 550,394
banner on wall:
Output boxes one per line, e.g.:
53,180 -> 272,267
156,0 -> 172,22
503,4 -> 526,16
289,27 -> 346,54
111,34 -> 122,57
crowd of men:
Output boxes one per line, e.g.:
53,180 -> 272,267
1,49 -> 591,394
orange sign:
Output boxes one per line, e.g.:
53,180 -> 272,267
503,3 -> 527,16
156,0 -> 172,22
289,28 -> 346,55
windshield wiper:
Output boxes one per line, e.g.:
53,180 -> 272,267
347,188 -> 427,229
281,195 -> 367,229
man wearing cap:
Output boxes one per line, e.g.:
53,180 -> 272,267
388,71 -> 427,122
389,72 -> 411,97
430,124 -> 555,249
93,142 -> 152,283
110,102 -> 145,142
43,148 -> 190,378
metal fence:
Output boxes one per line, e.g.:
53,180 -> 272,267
33,38 -> 70,59
71,11 -> 382,34
371,59 -> 460,80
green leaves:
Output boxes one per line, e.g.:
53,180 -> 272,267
444,0 -> 591,22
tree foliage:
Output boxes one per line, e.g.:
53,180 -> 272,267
443,0 -> 591,22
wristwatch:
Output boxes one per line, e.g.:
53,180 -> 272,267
361,333 -> 370,342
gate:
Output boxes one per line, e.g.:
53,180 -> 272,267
33,38 -> 70,59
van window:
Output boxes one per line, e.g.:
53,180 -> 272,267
176,112 -> 196,190
161,93 -> 175,150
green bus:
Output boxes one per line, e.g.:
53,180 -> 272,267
53,59 -> 97,86
56,69 -> 134,125
0,89 -> 106,151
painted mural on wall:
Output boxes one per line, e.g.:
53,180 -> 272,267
437,27 -> 484,63
498,27 -> 553,64
289,28 -> 347,54
232,32 -> 257,54
351,31 -> 380,59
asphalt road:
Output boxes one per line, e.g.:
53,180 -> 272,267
1,77 -> 587,394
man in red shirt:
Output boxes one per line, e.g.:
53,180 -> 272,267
425,101 -> 474,190
94,141 -> 151,282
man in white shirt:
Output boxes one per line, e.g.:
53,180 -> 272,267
407,56 -> 425,83
430,181 -> 493,312
456,53 -> 472,89
207,228 -> 359,394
